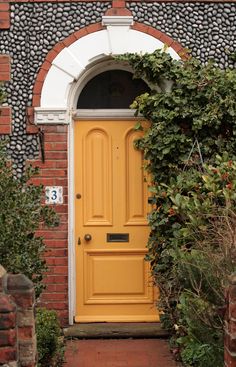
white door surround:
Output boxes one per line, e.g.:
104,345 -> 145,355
33,15 -> 181,324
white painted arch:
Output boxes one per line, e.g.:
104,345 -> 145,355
35,16 -> 180,122
35,16 -> 181,324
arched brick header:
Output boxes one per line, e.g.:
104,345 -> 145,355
131,23 -> 187,58
32,22 -> 186,109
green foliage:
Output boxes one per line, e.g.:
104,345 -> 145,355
0,83 -> 5,104
0,141 -> 59,296
120,49 -> 236,366
36,308 -> 64,367
176,293 -> 223,367
119,50 -> 236,182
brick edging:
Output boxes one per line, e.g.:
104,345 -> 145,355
131,22 -> 187,58
0,55 -> 11,134
0,2 -> 10,29
0,54 -> 11,81
1,0 -> 235,3
0,106 -> 11,134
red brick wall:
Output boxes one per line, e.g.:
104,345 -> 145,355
0,2 -> 10,29
0,2 -> 11,133
0,0 -> 230,3
27,125 -> 69,326
0,10 -> 11,134
0,37 -> 69,327
0,55 -> 10,80
0,106 -> 11,134
0,266 -> 37,367
0,2 -> 11,134
0,55 -> 11,134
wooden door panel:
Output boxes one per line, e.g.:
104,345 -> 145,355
125,129 -> 148,225
75,120 -> 158,322
82,127 -> 112,226
84,249 -> 154,304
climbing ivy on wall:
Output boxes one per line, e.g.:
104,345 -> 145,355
118,50 -> 236,366
122,50 -> 236,180
0,83 -> 5,105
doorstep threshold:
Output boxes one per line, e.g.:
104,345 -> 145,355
64,322 -> 169,339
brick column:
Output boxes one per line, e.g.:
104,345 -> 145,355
0,266 -> 37,367
225,274 -> 236,367
0,54 -> 12,135
0,266 -> 17,367
0,2 -> 10,29
27,124 -> 69,326
0,106 -> 12,134
0,55 -> 11,81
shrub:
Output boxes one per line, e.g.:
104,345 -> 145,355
0,140 -> 59,296
119,50 -> 236,366
36,308 -> 64,367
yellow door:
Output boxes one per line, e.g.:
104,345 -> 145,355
74,120 -> 158,322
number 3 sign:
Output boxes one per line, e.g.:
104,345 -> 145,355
45,186 -> 63,204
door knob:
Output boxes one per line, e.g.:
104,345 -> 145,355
84,234 -> 92,241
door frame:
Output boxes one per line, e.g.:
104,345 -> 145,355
68,80 -> 141,324
69,110 -> 140,325
68,59 -> 141,324
68,60 -> 172,324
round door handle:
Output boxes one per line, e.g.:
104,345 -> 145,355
84,234 -> 92,241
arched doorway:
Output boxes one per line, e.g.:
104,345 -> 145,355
33,17 -> 183,324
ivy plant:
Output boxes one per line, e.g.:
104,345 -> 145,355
118,49 -> 236,366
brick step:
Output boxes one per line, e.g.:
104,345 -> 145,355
64,339 -> 180,367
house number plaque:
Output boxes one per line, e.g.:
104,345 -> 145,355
45,186 -> 63,204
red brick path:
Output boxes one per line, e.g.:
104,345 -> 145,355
64,339 -> 179,367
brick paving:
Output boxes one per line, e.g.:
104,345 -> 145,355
64,339 -> 179,367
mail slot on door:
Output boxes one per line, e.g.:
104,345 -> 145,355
107,233 -> 129,242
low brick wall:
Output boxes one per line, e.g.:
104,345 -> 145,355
0,265 -> 37,367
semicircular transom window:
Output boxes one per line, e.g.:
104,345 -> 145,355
77,70 -> 150,109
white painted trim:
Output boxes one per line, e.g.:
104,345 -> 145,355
52,48 -> 85,80
102,15 -> 134,27
68,112 -> 75,325
39,29 -> 180,109
73,109 -> 137,120
34,108 -> 68,125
